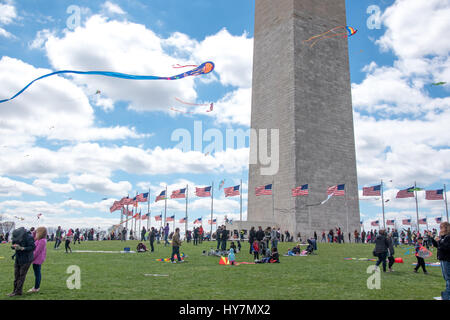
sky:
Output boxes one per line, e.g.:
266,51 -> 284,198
0,0 -> 449,234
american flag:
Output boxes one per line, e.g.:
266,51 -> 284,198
196,186 -> 211,197
402,219 -> 411,225
292,184 -> 309,196
166,215 -> 175,222
135,193 -> 149,203
436,217 -> 442,223
179,217 -> 187,223
171,188 -> 186,199
363,185 -> 381,196
371,220 -> 379,227
156,190 -> 167,202
418,218 -> 427,225
155,214 -> 162,221
396,187 -> 415,198
386,219 -> 395,226
425,189 -> 444,200
208,218 -> 217,224
255,184 -> 272,196
327,184 -> 345,196
120,196 -> 135,206
132,213 -> 140,219
110,201 -> 122,213
224,185 -> 240,197
194,217 -> 202,224
141,213 -> 150,220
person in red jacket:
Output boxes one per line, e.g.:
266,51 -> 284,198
252,240 -> 260,261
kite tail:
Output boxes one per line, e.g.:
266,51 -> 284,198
172,64 -> 199,69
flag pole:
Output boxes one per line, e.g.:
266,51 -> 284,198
139,209 -> 142,240
239,179 -> 243,237
381,179 -> 386,229
272,177 -> 275,225
147,189 -> 150,231
164,185 -> 167,226
444,184 -> 449,222
210,181 -> 214,238
185,184 -> 188,240
125,194 -> 129,240
135,191 -> 138,239
414,181 -> 420,233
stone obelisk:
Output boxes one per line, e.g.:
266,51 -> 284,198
246,0 -> 360,237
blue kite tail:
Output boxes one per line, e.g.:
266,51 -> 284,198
0,61 -> 215,104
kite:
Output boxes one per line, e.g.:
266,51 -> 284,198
0,61 -> 215,104
416,246 -> 432,259
170,107 -> 194,114
431,82 -> 446,86
174,98 -> 214,113
156,253 -> 185,262
303,26 -> 357,48
219,179 -> 225,190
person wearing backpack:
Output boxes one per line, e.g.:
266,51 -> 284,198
8,227 -> 35,297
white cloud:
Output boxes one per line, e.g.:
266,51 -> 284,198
101,1 -> 126,15
32,179 -> 74,193
0,26 -> 13,38
0,1 -> 17,25
69,174 -> 132,197
29,29 -> 55,50
0,177 -> 45,197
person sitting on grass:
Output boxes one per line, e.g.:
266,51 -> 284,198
257,247 -> 280,263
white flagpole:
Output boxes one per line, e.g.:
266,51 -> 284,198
381,180 -> 386,229
240,179 -> 243,237
444,184 -> 449,222
147,189 -> 150,231
414,181 -> 420,233
164,185 -> 167,226
185,184 -> 188,240
210,181 -> 214,237
272,178 -> 275,224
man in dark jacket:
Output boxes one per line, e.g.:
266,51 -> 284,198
216,226 -> 222,250
249,227 -> 256,254
431,222 -> 450,300
149,227 -> 156,252
374,229 -> 389,272
256,226 -> 265,242
8,228 -> 35,296
221,226 -> 228,251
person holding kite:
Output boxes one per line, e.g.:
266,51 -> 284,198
431,222 -> 450,300
414,237 -> 429,274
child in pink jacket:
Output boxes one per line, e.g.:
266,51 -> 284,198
28,227 -> 47,293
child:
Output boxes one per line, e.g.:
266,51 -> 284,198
237,240 -> 241,253
252,240 -> 260,261
28,227 -> 47,293
387,233 -> 395,272
269,247 -> 280,263
230,241 -> 237,253
65,229 -> 73,253
414,237 -> 428,274
228,248 -> 236,265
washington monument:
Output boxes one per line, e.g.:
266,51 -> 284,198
245,0 -> 360,237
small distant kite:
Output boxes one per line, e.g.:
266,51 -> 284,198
206,103 -> 214,113
219,179 -> 225,190
175,97 -> 214,113
204,152 -> 210,156
37,213 -> 42,219
14,216 -> 25,221
170,107 -> 194,114
0,62 -> 215,104
303,26 -> 357,48
431,82 -> 446,86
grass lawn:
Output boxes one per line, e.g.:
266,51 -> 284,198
0,240 -> 444,300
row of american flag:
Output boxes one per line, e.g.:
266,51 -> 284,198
255,184 -> 346,196
367,217 -> 443,227
110,185 -> 242,213
120,209 -> 217,225
363,184 -> 445,200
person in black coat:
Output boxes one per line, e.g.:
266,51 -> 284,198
8,228 -> 35,296
149,227 -> 156,252
373,229 -> 389,272
431,222 -> 450,300
249,227 -> 256,254
221,226 -> 228,251
256,226 -> 265,242
216,226 -> 222,250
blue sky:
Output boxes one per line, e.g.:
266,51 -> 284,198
0,0 -> 449,234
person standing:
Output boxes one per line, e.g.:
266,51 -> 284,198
249,227 -> 256,254
8,228 -> 35,297
28,227 -> 47,293
256,226 -> 265,244
216,226 -> 222,250
65,229 -> 73,253
149,227 -> 156,252
387,233 -> 395,272
74,228 -> 81,245
271,227 -> 278,250
194,227 -> 199,246
164,223 -> 170,246
141,227 -> 146,241
414,237 -> 428,274
170,228 -> 183,263
221,226 -> 228,251
54,226 -> 62,249
431,222 -> 450,300
374,229 -> 389,272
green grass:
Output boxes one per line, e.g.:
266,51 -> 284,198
0,240 -> 444,300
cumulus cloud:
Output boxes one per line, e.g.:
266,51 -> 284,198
0,177 -> 45,197
101,1 -> 126,16
0,0 -> 17,25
